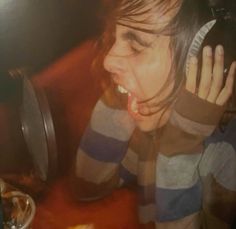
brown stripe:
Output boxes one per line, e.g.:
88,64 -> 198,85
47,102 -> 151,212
70,166 -> 119,201
121,148 -> 138,176
140,222 -> 155,229
159,122 -> 203,156
202,175 -> 236,224
201,209 -> 231,229
138,204 -> 156,223
138,161 -> 156,186
175,89 -> 226,125
129,128 -> 158,161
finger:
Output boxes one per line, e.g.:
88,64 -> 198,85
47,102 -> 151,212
198,46 -> 213,99
207,45 -> 224,103
186,56 -> 198,93
216,61 -> 236,106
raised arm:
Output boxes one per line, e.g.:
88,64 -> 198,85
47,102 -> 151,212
160,45 -> 235,156
155,45 -> 236,227
70,87 -> 135,201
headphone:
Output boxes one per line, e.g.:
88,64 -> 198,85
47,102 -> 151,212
186,0 -> 236,80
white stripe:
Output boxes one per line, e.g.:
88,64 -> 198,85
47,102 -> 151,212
91,100 -> 135,141
156,153 -> 201,189
170,110 -> 215,136
75,149 -> 117,184
199,142 -> 236,191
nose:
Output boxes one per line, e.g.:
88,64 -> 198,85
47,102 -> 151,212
103,44 -> 127,75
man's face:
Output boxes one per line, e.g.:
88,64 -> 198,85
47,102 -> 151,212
103,4 -> 177,131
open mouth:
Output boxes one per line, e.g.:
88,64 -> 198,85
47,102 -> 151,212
117,85 -> 140,117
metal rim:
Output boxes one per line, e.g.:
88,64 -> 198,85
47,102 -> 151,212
20,76 -> 58,182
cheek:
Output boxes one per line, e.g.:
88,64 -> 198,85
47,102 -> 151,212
132,45 -> 172,99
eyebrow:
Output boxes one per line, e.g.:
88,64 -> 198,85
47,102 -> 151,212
122,31 -> 151,47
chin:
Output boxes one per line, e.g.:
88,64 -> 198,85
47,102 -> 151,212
135,111 -> 171,132
136,120 -> 161,132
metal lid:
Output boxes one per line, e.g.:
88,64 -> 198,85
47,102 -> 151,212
20,76 -> 57,181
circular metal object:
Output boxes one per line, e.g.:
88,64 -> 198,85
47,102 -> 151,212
20,76 -> 57,181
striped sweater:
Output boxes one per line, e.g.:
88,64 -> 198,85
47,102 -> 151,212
71,86 -> 236,228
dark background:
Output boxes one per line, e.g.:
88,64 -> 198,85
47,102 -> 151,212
0,0 -> 103,100
0,0 -> 105,175
0,0 -> 102,71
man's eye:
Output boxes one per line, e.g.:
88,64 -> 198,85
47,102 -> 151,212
130,45 -> 142,54
129,43 -> 145,55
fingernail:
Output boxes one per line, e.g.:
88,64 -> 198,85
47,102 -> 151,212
217,45 -> 224,55
205,46 -> 212,57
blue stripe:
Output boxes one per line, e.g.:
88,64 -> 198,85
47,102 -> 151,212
80,125 -> 129,163
156,181 -> 202,222
119,165 -> 137,185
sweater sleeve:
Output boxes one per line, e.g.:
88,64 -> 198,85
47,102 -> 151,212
70,87 -> 135,201
159,89 -> 226,156
154,89 -> 227,224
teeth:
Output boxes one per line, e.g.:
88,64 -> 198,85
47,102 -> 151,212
117,85 -> 128,94
130,96 -> 138,114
